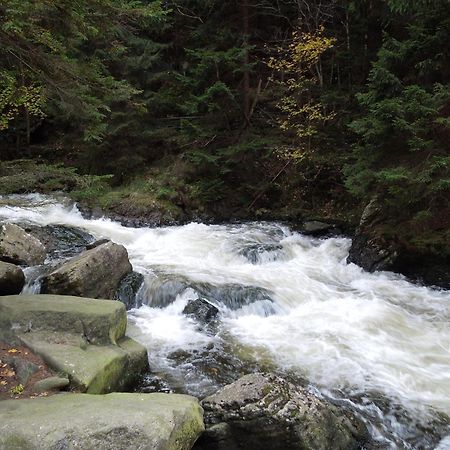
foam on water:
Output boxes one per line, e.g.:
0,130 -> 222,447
1,193 -> 449,447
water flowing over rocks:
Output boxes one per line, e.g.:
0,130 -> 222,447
195,373 -> 368,450
0,294 -> 148,393
41,241 -> 132,299
138,274 -> 276,315
0,223 -> 46,266
0,392 -> 204,450
0,260 -> 25,295
114,271 -> 145,309
1,195 -> 449,447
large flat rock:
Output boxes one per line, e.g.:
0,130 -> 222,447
0,294 -> 127,345
0,295 -> 148,393
20,333 -> 148,393
0,393 -> 204,450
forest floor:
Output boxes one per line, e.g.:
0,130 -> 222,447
0,343 -> 55,400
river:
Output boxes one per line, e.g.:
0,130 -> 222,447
0,193 -> 449,449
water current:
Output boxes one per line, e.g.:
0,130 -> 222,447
0,194 -> 449,449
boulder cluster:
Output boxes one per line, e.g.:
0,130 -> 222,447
0,221 -> 369,450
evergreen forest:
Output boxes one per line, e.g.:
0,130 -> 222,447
1,0 -> 449,280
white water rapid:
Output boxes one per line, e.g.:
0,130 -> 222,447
0,194 -> 449,449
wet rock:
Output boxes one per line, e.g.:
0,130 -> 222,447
183,298 -> 219,324
140,275 -> 191,308
0,261 -> 25,295
41,241 -> 132,299
301,220 -> 341,236
24,224 -> 94,260
33,376 -> 70,393
86,238 -> 110,250
0,223 -> 46,266
138,373 -> 173,394
114,271 -> 144,310
195,373 -> 368,450
0,392 -> 204,450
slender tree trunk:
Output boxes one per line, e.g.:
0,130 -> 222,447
241,0 -> 251,123
20,63 -> 31,146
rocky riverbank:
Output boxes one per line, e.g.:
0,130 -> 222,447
1,160 -> 448,290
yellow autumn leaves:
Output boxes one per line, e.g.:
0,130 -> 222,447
268,26 -> 336,160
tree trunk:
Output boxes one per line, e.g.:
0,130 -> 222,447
241,0 -> 251,123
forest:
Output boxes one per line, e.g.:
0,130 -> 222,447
1,0 -> 449,284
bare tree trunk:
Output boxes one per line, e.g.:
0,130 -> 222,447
241,0 -> 251,123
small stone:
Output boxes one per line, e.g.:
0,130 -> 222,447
33,376 -> 70,393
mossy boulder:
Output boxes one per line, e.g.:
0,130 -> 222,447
195,373 -> 368,450
0,294 -> 126,345
0,392 -> 204,450
41,241 -> 132,299
0,295 -> 148,393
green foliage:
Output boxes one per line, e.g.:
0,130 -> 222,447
0,0 -> 164,143
10,384 -> 24,396
347,0 -> 450,217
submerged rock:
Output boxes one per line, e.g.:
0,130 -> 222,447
0,294 -> 148,393
114,271 -> 145,310
0,392 -> 204,450
140,273 -> 276,315
195,373 -> 368,450
195,283 -> 275,313
0,261 -> 25,295
239,243 -> 284,264
41,241 -> 132,299
0,223 -> 46,266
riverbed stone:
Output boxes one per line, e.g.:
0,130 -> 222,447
0,392 -> 204,450
41,241 -> 132,299
0,295 -> 148,393
195,373 -> 368,450
0,223 -> 46,266
0,294 -> 127,345
183,298 -> 219,324
0,261 -> 25,295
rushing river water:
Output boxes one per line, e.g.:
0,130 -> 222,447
0,194 -> 449,449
